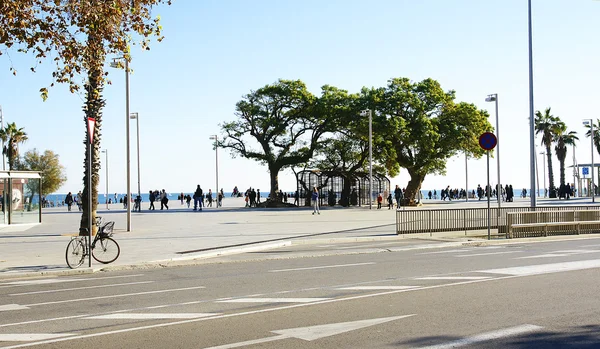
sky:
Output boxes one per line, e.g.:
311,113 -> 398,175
1,0 -> 600,195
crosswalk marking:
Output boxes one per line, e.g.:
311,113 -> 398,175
479,259 -> 600,276
0,333 -> 75,341
338,286 -> 418,290
87,313 -> 219,320
217,298 -> 329,303
415,276 -> 490,280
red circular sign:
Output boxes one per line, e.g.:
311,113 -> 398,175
479,132 -> 497,151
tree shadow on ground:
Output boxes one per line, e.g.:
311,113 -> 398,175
394,324 -> 600,348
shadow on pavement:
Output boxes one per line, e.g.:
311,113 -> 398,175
395,324 -> 600,348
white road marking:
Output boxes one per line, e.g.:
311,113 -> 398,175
87,313 -> 219,320
0,333 -> 76,342
24,286 -> 206,307
338,286 -> 418,290
418,247 -> 503,255
516,254 -> 568,259
0,274 -> 144,287
455,251 -> 521,257
0,277 -> 549,349
9,281 -> 154,296
217,298 -> 329,303
0,304 -> 30,311
480,259 -> 600,276
418,324 -> 543,349
204,315 -> 415,349
415,276 -> 490,280
269,262 -> 375,272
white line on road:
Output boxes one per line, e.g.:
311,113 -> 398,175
415,276 -> 490,280
24,286 -> 206,307
9,281 -> 154,296
217,298 -> 329,303
417,324 -> 543,349
0,274 -> 145,287
455,251 -> 521,257
338,286 -> 418,290
418,247 -> 504,255
87,313 -> 219,320
269,262 -> 375,273
515,254 -> 568,259
0,333 -> 76,342
480,259 -> 600,276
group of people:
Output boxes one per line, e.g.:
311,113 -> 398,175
64,191 -> 83,211
191,186 -> 224,211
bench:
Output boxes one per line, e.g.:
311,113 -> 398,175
507,210 -> 600,238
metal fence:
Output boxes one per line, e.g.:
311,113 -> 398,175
507,210 -> 600,238
396,205 -> 600,236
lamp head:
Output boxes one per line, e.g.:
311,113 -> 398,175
359,110 -> 370,117
209,135 -> 217,140
129,112 -> 138,119
485,95 -> 497,102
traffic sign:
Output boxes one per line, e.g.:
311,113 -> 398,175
479,132 -> 497,151
87,117 -> 96,144
583,167 -> 589,176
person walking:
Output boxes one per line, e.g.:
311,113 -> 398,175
149,190 -> 156,210
377,193 -> 383,209
256,189 -> 261,205
312,186 -> 320,215
160,189 -> 169,210
193,185 -> 203,211
394,185 -> 403,208
387,193 -> 394,209
65,192 -> 74,211
207,189 -> 213,207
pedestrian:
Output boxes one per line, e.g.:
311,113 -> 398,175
193,185 -> 203,211
256,189 -> 261,204
160,189 -> 169,210
387,193 -> 393,209
217,191 -> 223,207
185,194 -> 192,208
394,185 -> 403,208
294,190 -> 299,206
65,192 -> 74,211
76,191 -> 83,211
377,193 -> 383,209
207,189 -> 213,207
180,192 -> 184,205
148,190 -> 155,210
312,186 -> 320,215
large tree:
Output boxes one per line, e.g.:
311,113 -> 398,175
0,122 -> 28,170
379,78 -> 491,205
15,149 -> 67,209
220,80 -> 339,201
554,125 -> 578,195
535,107 -> 562,198
1,0 -> 170,232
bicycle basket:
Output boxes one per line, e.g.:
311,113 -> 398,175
98,221 -> 115,237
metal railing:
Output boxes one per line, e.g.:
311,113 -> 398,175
396,205 -> 600,237
507,210 -> 600,238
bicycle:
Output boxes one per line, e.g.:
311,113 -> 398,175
65,216 -> 120,269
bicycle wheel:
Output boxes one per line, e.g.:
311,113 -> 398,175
65,238 -> 86,269
92,237 -> 120,264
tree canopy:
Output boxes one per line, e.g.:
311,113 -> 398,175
16,149 -> 67,196
0,122 -> 28,170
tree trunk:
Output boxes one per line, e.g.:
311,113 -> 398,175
402,168 -> 426,206
546,146 -> 557,198
268,164 -> 280,201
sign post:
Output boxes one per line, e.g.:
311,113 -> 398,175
479,132 -> 498,240
87,117 -> 96,268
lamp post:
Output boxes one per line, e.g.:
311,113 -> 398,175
465,153 -> 468,202
540,151 -> 546,197
102,150 -> 109,210
130,112 -> 141,200
110,57 -> 131,231
209,135 -> 219,207
485,94 -> 501,209
528,0 -> 537,208
360,109 -> 373,209
584,119 -> 595,203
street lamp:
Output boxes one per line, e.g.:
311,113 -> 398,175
102,150 -> 109,210
360,109 -> 373,209
584,119 -> 595,203
110,57 -> 131,231
540,151 -> 546,197
528,0 -> 537,208
130,112 -> 141,200
485,94 -> 501,209
209,135 -> 219,206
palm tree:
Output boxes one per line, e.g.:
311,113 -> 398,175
535,108 -> 561,198
0,122 -> 29,170
554,124 -> 578,196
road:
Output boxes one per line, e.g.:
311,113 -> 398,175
1,237 -> 600,348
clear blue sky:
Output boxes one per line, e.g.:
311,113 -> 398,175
1,0 -> 599,195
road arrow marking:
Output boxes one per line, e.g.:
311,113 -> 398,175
203,315 -> 415,349
0,304 -> 30,312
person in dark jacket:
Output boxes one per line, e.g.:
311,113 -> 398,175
193,185 -> 203,211
65,192 -> 74,211
149,190 -> 156,210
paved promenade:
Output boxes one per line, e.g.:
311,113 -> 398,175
0,195 -> 598,279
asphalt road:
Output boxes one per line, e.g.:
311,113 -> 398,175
1,237 -> 600,348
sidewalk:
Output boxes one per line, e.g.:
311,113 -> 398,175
2,196 -> 599,280
0,197 -> 428,279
